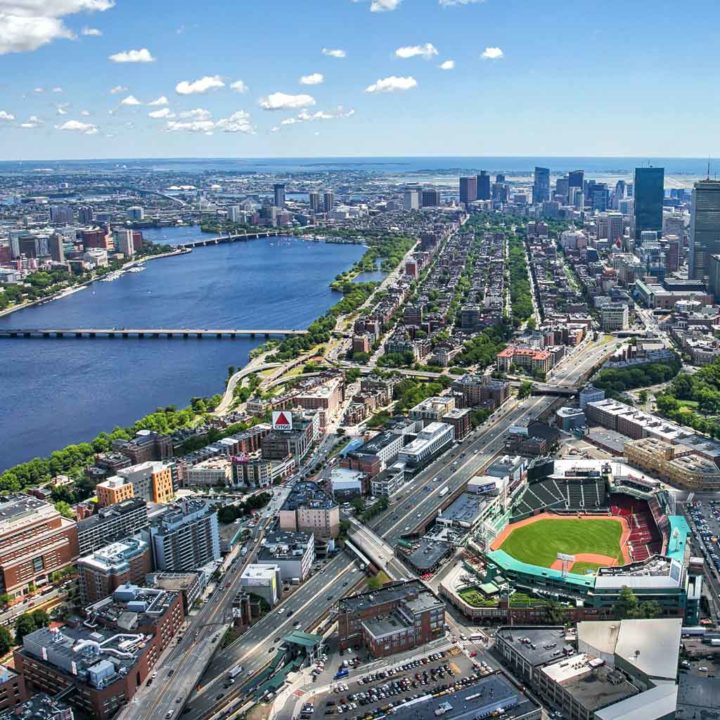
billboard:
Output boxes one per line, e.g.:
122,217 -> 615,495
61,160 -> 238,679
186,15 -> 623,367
272,411 -> 293,431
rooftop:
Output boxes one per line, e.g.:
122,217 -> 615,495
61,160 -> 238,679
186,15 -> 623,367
0,693 -> 74,720
405,538 -> 453,571
339,579 -> 441,614
439,492 -> 486,527
85,584 -> 180,630
78,537 -> 148,573
281,481 -> 337,511
542,654 -> 638,712
497,626 -> 573,667
388,673 -> 539,720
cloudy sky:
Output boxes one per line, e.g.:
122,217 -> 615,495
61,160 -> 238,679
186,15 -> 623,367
0,0 -> 717,160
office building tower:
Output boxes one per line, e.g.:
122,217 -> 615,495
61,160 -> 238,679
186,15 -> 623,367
459,176 -> 478,205
663,235 -> 681,273
591,184 -> 609,212
0,495 -> 79,601
615,180 -> 627,200
18,235 -> 38,258
273,183 -> 286,208
48,233 -> 65,263
49,204 -> 73,225
496,173 -> 506,184
228,205 -> 241,223
323,191 -> 335,213
689,179 -> 720,280
118,461 -> 174,504
309,191 -> 322,212
633,167 -> 664,240
114,229 -> 135,257
126,206 -> 144,221
555,176 -> 569,201
77,205 -> 94,224
476,171 -> 491,200
146,499 -> 220,573
664,213 -> 685,240
568,170 -> 584,190
402,187 -> 420,211
532,167 -> 550,204
421,189 -> 441,207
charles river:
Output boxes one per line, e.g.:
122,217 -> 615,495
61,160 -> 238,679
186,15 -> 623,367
0,230 -> 368,471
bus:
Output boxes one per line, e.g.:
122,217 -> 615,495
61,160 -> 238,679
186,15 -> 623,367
439,487 -> 449,497
228,664 -> 244,680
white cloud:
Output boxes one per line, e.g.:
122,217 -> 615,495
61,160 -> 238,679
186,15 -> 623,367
120,94 -> 141,106
109,48 -> 155,63
230,80 -> 248,93
166,119 -> 215,133
0,0 -> 113,55
259,92 -> 316,111
439,0 -> 486,5
0,110 -> 15,121
55,103 -> 69,115
175,74 -> 225,95
365,75 -> 417,93
80,109 -> 90,116
179,108 -> 211,120
370,0 -> 401,11
51,86 -> 62,92
33,87 -> 43,93
148,107 -> 173,119
481,46 -> 503,60
299,73 -> 324,86
322,47 -> 346,58
81,26 -> 101,36
110,85 -> 127,94
148,95 -> 168,106
20,115 -> 42,128
281,107 -> 354,126
216,111 -> 253,134
439,59 -> 455,70
57,119 -> 98,135
395,43 -> 438,60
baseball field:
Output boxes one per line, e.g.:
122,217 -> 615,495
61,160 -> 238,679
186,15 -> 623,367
491,513 -> 631,572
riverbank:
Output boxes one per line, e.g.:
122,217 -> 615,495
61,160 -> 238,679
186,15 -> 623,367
0,247 -> 190,320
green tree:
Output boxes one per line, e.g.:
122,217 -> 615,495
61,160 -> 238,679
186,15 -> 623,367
367,574 -> 382,591
518,381 -> 533,399
0,626 -> 13,655
31,609 -> 50,629
54,500 -> 74,519
14,614 -> 37,644
613,586 -> 639,619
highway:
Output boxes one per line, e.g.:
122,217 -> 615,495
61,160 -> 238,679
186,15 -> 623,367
176,337 -> 616,719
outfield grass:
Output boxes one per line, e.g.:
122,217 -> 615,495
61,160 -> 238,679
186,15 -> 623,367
499,518 -> 624,568
570,561 -> 602,575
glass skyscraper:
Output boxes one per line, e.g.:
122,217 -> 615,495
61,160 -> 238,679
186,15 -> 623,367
633,167 -> 664,240
532,167 -> 550,204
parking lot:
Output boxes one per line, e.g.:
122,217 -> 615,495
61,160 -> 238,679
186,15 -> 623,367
303,648 -> 493,720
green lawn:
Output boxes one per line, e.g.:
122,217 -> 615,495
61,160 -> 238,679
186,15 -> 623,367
499,518 -> 624,568
570,561 -> 602,575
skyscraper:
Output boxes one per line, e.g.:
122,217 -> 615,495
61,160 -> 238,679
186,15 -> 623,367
476,171 -> 491,200
532,167 -> 550,204
323,191 -> 335,213
633,167 -> 664,240
402,187 -> 420,211
309,191 -> 322,212
459,176 -> 477,205
273,183 -> 286,208
689,179 -> 720,280
421,188 -> 441,207
48,233 -> 65,263
568,170 -> 584,190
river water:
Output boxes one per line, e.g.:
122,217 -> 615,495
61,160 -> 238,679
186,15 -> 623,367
0,233 -> 364,470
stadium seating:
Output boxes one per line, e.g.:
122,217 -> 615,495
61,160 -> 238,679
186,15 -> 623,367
610,493 -> 663,562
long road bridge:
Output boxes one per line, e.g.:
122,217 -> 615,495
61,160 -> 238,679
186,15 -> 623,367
0,327 -> 307,340
178,230 -> 286,248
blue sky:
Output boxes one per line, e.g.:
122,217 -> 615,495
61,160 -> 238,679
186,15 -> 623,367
0,0 -> 717,160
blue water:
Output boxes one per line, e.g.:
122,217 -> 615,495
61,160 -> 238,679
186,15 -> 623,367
0,156 -> 716,176
0,235 -> 364,470
139,226 -> 221,246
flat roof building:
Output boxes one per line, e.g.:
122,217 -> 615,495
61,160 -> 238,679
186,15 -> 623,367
0,494 -> 79,600
279,481 -> 340,539
338,580 -> 445,657
76,498 -> 148,556
256,529 -> 315,582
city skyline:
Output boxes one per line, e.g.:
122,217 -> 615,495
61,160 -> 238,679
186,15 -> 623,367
0,0 -> 719,160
